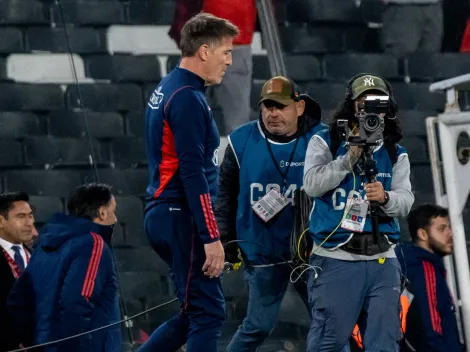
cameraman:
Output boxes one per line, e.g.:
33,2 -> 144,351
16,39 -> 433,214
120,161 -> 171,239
215,76 -> 324,352
303,73 -> 414,352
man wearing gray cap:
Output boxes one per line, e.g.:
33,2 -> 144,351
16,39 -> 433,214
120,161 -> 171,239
303,73 -> 414,351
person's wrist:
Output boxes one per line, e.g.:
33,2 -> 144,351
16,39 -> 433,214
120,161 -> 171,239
379,191 -> 390,206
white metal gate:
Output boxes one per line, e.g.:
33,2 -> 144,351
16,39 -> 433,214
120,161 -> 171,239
426,74 -> 470,349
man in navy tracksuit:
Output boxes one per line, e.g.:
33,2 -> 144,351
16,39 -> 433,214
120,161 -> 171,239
397,204 -> 464,352
139,13 -> 239,352
7,183 -> 121,352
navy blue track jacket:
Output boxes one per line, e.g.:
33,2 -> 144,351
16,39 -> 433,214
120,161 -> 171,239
145,66 -> 221,244
7,213 -> 121,352
397,243 -> 463,352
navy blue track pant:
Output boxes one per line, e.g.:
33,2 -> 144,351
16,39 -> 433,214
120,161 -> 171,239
138,201 -> 225,352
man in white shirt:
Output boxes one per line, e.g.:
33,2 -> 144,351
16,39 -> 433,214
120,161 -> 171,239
0,191 -> 35,351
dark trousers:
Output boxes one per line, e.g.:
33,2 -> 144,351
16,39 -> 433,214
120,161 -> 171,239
382,3 -> 443,57
226,264 -> 311,352
306,255 -> 402,352
138,202 -> 225,352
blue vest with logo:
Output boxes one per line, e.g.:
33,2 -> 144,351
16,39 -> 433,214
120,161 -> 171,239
309,129 -> 406,249
230,121 -> 326,264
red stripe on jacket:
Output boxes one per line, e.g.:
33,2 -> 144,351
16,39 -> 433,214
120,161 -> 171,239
203,193 -> 219,238
81,233 -> 104,300
200,194 -> 215,239
423,261 -> 443,334
154,120 -> 179,198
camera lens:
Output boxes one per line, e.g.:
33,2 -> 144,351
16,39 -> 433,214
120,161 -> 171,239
364,115 -> 380,132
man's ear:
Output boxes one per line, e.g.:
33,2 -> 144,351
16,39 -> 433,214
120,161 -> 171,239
97,206 -> 108,222
0,215 -> 6,229
296,99 -> 306,117
417,228 -> 428,242
198,44 -> 209,62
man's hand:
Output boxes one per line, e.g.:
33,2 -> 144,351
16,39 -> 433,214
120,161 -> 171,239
203,240 -> 225,278
365,182 -> 386,203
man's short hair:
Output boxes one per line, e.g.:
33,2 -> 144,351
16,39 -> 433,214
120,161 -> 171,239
67,183 -> 113,221
407,204 -> 449,242
180,12 -> 239,57
0,192 -> 30,219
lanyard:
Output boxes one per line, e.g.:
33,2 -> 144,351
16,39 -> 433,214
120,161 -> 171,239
265,136 -> 300,194
2,246 -> 29,279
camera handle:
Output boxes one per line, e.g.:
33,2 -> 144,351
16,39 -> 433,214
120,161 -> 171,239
361,147 -> 383,251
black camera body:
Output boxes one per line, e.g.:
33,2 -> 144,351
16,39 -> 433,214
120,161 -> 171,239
337,96 -> 389,147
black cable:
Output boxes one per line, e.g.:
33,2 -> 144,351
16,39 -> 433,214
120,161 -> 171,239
7,298 -> 179,352
55,0 -> 135,347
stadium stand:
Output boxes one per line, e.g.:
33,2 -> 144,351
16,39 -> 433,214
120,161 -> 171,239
0,0 -> 468,350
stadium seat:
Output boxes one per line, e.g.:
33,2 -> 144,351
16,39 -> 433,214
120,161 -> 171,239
24,137 -> 109,168
398,110 -> 435,137
250,81 -> 265,110
400,137 -> 429,164
279,25 -> 344,54
0,28 -> 24,54
2,170 -> 83,196
0,0 -> 47,25
0,83 -> 65,110
111,137 -> 147,168
65,83 -> 143,111
86,55 -> 161,82
29,196 -> 64,224
6,53 -> 90,84
26,27 -> 106,54
324,54 -> 399,81
126,111 -> 144,137
114,247 -> 168,273
0,139 -> 23,168
406,53 -> 470,82
284,0 -> 363,24
166,55 -> 180,73
0,112 -> 42,137
118,271 -> 174,309
128,1 -> 176,25
114,196 -> 147,247
49,110 -> 125,138
0,58 -> 8,81
392,83 -> 445,111
253,55 -> 322,82
107,25 -> 179,55
50,0 -> 126,25
300,82 -> 347,109
83,169 -> 148,196
410,165 -> 434,194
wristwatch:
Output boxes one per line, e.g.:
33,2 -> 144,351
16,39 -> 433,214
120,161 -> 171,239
379,191 -> 390,206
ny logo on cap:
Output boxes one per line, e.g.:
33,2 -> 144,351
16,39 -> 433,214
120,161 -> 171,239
266,79 -> 283,94
364,77 -> 375,87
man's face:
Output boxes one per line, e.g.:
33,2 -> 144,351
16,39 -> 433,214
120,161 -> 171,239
261,100 -> 304,136
0,201 -> 35,244
204,36 -> 233,85
96,196 -> 118,227
354,93 -> 387,119
424,216 -> 453,256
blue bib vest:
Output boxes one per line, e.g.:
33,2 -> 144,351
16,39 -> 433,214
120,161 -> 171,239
308,129 -> 407,249
229,121 -> 325,264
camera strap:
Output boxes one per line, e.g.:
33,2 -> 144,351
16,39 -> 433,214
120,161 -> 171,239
265,136 -> 299,195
